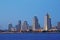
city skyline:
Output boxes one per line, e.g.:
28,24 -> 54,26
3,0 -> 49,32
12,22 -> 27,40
0,13 -> 60,30
0,0 -> 60,30
0,13 -> 60,31
0,13 -> 60,32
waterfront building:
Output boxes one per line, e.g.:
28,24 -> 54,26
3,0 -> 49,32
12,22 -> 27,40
32,16 -> 40,31
44,13 -> 52,31
16,20 -> 21,32
8,23 -> 13,32
15,25 -> 18,32
57,22 -> 60,30
21,21 -> 29,31
10,27 -> 16,32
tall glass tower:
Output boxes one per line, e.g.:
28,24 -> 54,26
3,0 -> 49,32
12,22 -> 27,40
16,20 -> 21,32
44,13 -> 52,31
32,16 -> 40,31
8,23 -> 13,32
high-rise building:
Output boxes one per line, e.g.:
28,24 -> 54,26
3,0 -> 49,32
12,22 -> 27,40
44,13 -> 52,31
32,16 -> 40,31
15,25 -> 18,31
8,23 -> 13,32
16,20 -> 21,32
57,22 -> 60,30
21,21 -> 29,31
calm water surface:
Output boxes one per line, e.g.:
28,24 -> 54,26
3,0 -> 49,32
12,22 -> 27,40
0,32 -> 60,40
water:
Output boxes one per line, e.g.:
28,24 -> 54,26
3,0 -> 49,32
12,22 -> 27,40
0,32 -> 60,40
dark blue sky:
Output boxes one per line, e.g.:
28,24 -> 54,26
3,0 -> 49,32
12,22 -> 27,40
0,0 -> 60,30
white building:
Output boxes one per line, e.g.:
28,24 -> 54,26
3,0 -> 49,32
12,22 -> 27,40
44,13 -> 52,31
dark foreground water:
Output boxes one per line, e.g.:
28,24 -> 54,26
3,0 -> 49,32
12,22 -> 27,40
0,32 -> 60,40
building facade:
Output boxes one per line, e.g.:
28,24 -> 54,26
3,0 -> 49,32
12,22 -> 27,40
21,21 -> 29,31
57,22 -> 60,30
8,23 -> 13,32
44,13 -> 52,31
16,20 -> 21,32
32,16 -> 40,31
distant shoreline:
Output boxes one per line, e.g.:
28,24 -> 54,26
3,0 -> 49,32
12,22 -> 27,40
0,32 -> 60,34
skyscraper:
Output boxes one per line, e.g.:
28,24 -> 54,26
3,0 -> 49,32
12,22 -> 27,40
57,22 -> 60,30
8,23 -> 13,32
44,13 -> 52,31
16,20 -> 21,32
21,21 -> 29,31
32,16 -> 40,31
